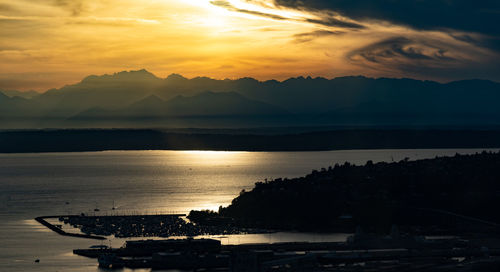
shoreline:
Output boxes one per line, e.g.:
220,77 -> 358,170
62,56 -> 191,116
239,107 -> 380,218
2,128 -> 500,153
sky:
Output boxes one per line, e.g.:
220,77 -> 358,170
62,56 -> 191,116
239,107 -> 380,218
0,0 -> 499,91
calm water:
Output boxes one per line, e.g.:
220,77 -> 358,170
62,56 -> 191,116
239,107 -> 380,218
0,149 -> 496,271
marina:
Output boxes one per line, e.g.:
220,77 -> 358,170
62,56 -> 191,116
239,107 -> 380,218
40,213 -> 270,238
36,210 -> 500,271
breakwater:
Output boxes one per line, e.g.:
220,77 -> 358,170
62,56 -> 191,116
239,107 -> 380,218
35,216 -> 106,240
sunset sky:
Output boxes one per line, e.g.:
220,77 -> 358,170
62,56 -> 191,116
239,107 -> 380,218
1,0 -> 499,91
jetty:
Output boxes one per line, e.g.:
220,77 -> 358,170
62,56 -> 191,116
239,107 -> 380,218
35,216 -> 106,240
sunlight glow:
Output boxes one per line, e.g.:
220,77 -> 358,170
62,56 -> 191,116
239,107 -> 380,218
180,151 -> 248,162
0,0 -> 494,90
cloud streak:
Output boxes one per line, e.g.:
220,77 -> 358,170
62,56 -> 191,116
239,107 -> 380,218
349,37 -> 455,64
272,0 -> 500,36
53,0 -> 85,16
210,1 -> 287,20
293,30 -> 344,43
210,0 -> 364,29
0,15 -> 159,25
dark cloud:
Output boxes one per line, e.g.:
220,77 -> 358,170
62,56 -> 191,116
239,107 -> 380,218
211,1 -> 364,29
293,30 -> 344,43
210,1 -> 287,20
345,36 -> 500,81
305,17 -> 363,29
273,0 -> 500,36
450,34 -> 483,47
348,37 -> 456,65
449,33 -> 500,52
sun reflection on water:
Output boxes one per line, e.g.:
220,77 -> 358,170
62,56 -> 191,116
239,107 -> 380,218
177,150 -> 252,166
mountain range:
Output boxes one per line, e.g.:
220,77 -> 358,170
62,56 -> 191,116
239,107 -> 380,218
1,69 -> 499,128
0,89 -> 39,99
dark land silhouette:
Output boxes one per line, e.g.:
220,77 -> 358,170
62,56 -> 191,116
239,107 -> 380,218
2,128 -> 500,153
189,151 -> 500,234
1,69 -> 500,128
37,151 -> 500,270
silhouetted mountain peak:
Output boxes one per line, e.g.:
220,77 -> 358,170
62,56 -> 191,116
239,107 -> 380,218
0,91 -> 9,101
115,69 -> 156,78
81,69 -> 159,84
234,77 -> 260,88
165,73 -> 188,82
140,94 -> 164,103
264,79 -> 280,84
130,95 -> 166,109
237,77 -> 259,82
0,91 -> 28,105
0,89 -> 39,99
283,76 -> 309,83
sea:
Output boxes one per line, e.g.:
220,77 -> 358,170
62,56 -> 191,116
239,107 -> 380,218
0,149 -> 496,272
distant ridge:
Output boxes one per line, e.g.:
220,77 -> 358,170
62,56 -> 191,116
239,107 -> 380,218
0,89 -> 39,99
1,69 -> 499,129
81,69 -> 160,83
129,95 -> 166,110
70,91 -> 288,121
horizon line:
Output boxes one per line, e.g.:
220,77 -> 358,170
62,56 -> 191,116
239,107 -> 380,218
3,68 -> 498,94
